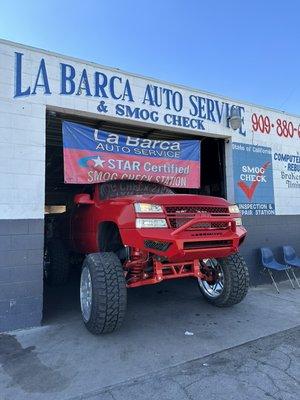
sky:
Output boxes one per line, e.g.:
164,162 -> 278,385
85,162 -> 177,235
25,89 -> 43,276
0,0 -> 299,115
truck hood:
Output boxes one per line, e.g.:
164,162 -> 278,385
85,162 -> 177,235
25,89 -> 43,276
109,194 -> 230,207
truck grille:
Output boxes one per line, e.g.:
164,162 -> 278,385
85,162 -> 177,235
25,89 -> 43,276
165,205 -> 229,230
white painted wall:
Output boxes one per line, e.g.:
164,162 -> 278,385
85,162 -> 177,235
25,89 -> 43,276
0,39 -> 299,219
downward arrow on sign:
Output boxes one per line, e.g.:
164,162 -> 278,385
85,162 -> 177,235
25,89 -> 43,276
238,161 -> 271,201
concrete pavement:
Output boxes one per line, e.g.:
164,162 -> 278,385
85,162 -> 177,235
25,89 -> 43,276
0,277 -> 299,400
91,326 -> 300,400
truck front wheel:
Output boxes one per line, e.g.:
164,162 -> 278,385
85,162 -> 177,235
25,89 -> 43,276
198,253 -> 249,307
80,252 -> 127,334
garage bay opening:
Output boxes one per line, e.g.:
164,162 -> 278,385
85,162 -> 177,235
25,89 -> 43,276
43,110 -> 227,325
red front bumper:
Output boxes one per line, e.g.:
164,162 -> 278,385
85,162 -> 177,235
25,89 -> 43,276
120,215 -> 246,263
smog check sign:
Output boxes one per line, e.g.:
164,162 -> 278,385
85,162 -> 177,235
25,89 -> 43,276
232,143 -> 275,216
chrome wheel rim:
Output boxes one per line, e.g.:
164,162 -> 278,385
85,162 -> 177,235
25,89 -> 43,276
80,266 -> 93,322
198,258 -> 224,298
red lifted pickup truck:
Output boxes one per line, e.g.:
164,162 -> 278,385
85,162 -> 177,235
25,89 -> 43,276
44,180 -> 249,335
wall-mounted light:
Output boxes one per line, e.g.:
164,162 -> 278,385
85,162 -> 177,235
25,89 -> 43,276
228,107 -> 242,130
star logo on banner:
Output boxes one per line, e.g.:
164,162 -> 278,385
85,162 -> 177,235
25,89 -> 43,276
92,156 -> 105,168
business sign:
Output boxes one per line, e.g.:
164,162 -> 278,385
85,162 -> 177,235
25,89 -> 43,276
11,52 -> 300,142
232,142 -> 275,216
4,43 -> 300,215
13,52 -> 247,136
62,121 -> 201,188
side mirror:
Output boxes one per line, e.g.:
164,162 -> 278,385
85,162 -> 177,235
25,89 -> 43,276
74,193 -> 94,205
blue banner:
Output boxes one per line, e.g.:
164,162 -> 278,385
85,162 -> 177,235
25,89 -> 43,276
62,121 -> 201,188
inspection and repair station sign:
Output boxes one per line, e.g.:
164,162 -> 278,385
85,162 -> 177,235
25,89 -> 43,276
62,121 -> 201,188
232,142 -> 275,215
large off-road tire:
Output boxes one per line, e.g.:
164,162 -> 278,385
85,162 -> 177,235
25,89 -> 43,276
44,239 -> 70,286
198,253 -> 249,307
80,252 -> 127,334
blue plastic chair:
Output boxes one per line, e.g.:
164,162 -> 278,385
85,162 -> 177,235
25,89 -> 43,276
283,246 -> 300,288
260,247 -> 295,293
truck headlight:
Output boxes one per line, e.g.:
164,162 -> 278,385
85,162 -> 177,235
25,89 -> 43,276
229,204 -> 240,214
136,218 -> 167,228
134,203 -> 163,213
234,217 -> 243,226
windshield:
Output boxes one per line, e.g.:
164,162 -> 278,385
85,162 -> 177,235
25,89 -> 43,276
99,180 -> 174,200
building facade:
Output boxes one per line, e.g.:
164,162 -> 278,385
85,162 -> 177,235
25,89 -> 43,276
0,39 -> 299,331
